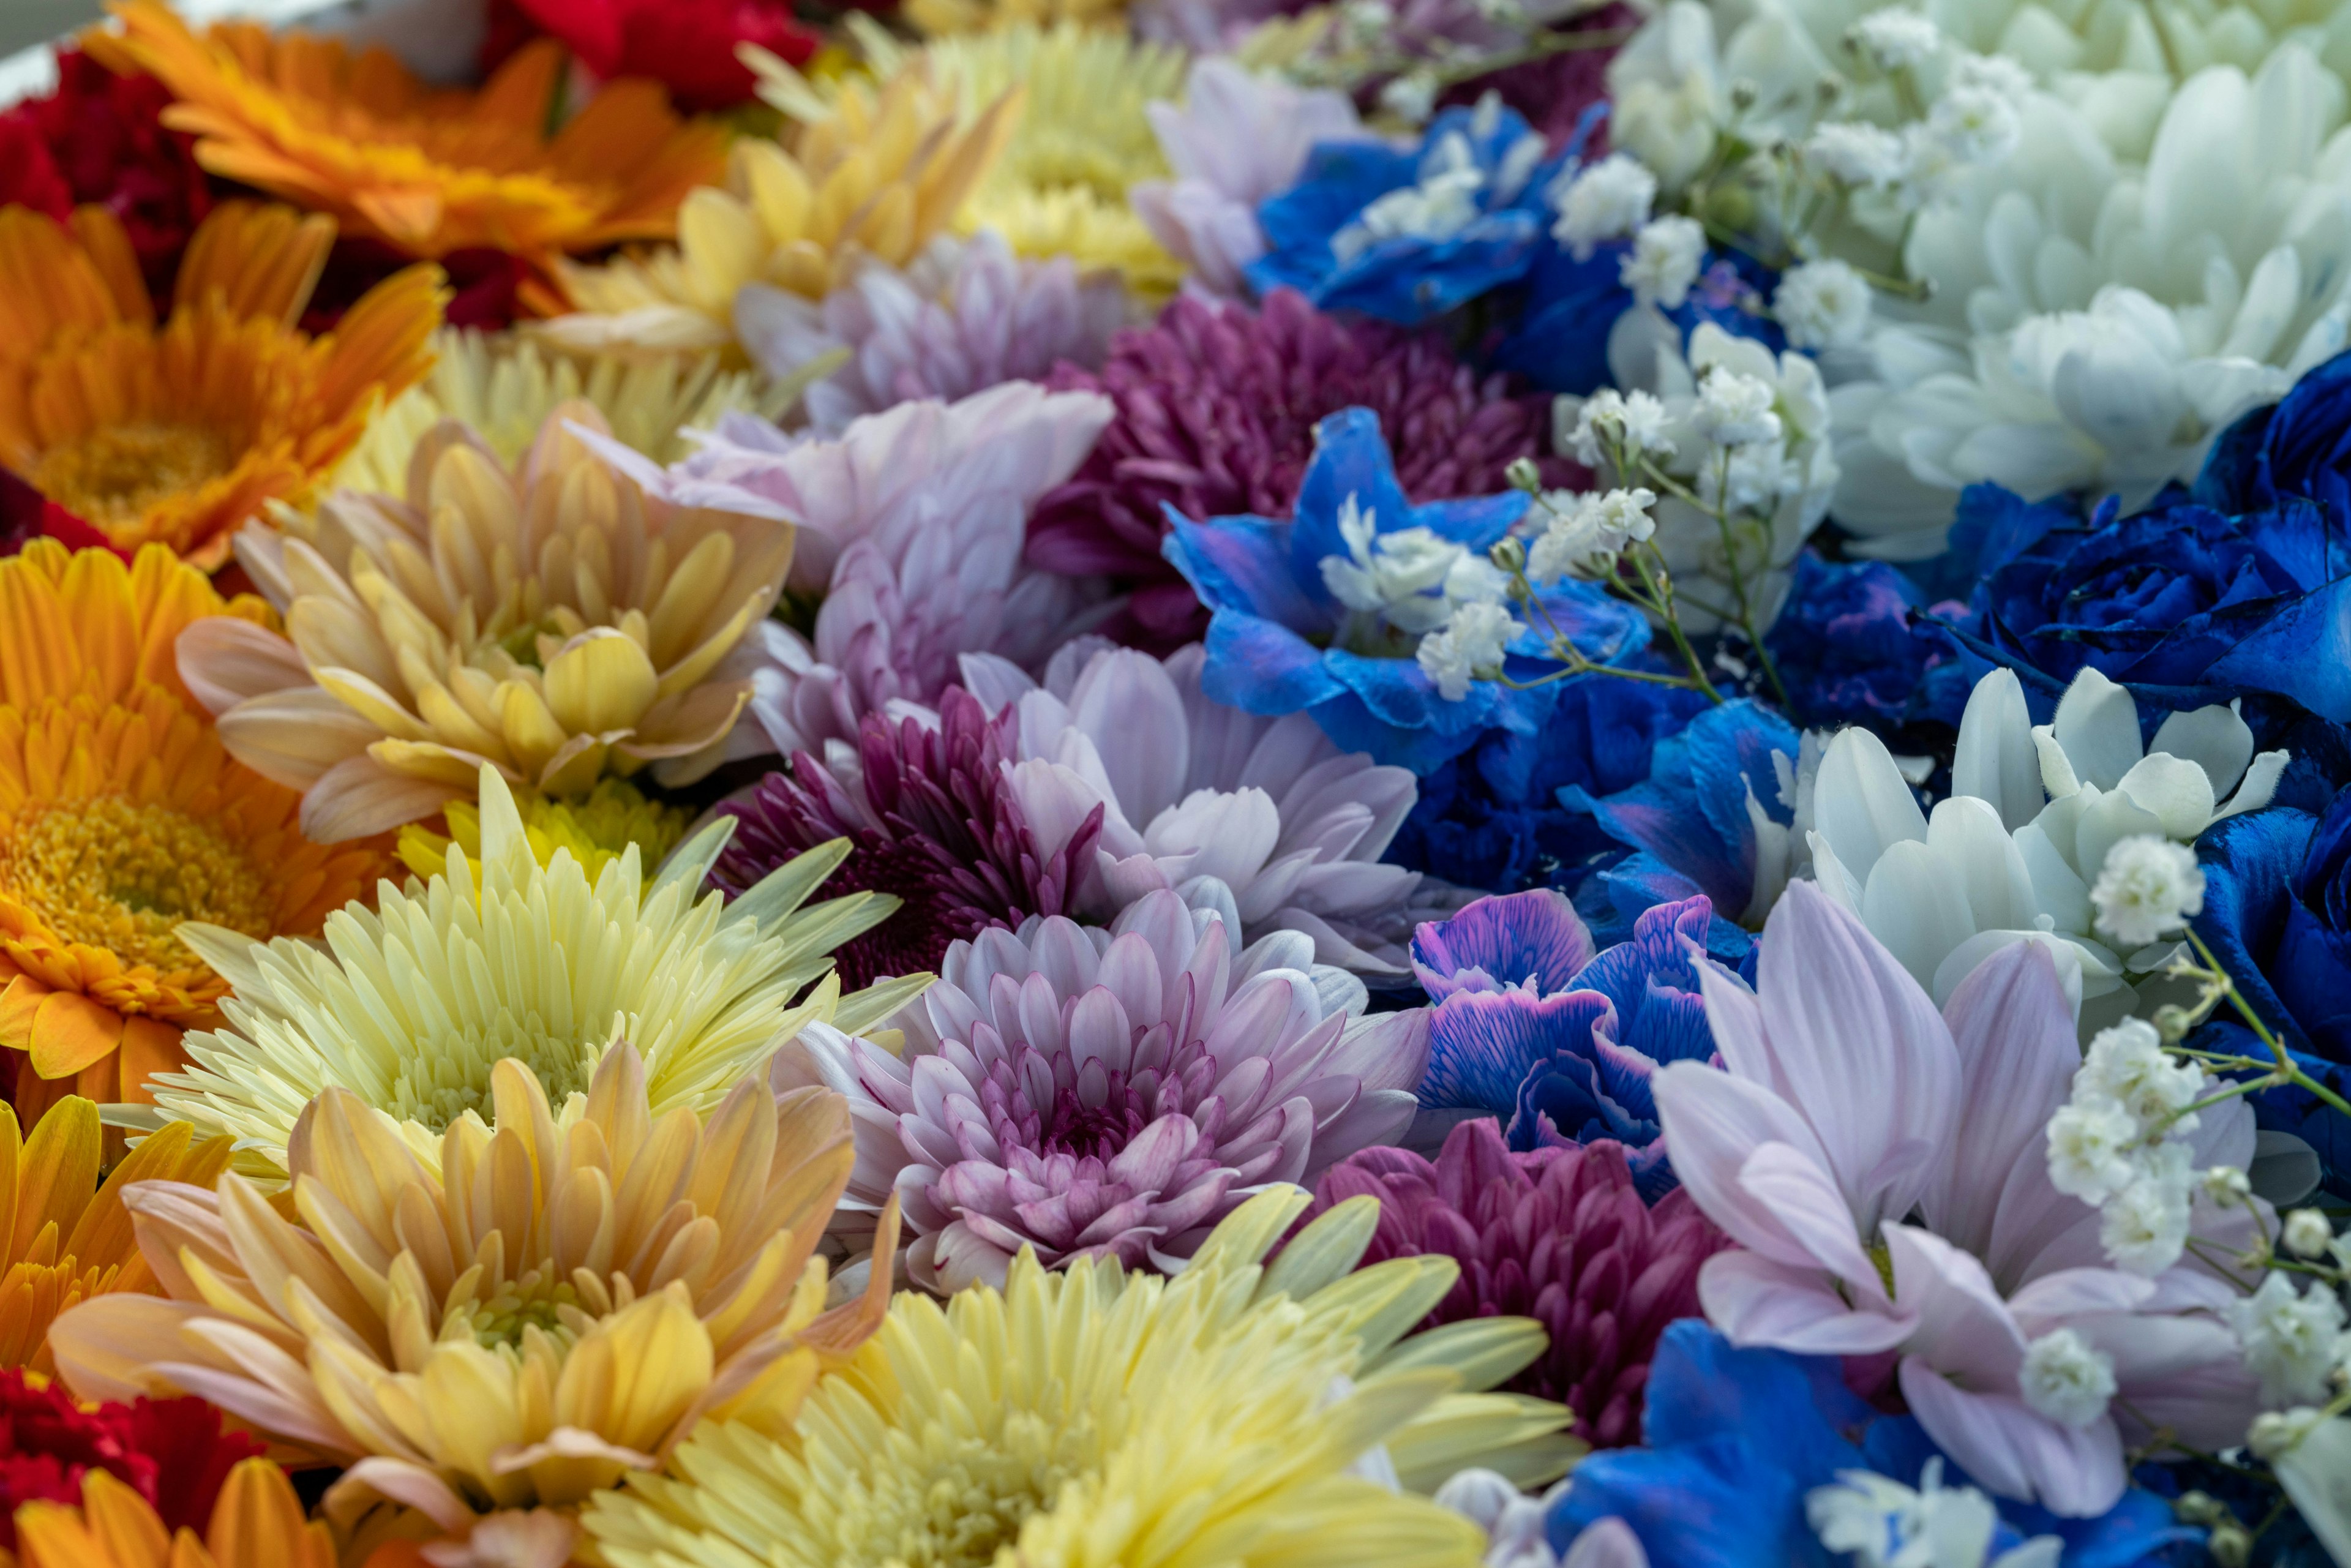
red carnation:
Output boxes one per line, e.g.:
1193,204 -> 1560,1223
0,470 -> 121,561
0,1371 -> 265,1550
0,49 -> 214,301
504,0 -> 821,112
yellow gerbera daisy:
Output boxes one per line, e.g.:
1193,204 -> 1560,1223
182,403 -> 793,841
10,1457 -> 333,1568
395,776 -> 691,887
0,541 -> 396,1125
332,330 -> 786,499
50,1046 -> 898,1566
138,763 -> 923,1174
537,67 -> 1019,360
0,201 -> 444,567
759,23 -> 1187,296
582,1189 -> 1580,1568
0,1098 -> 228,1372
92,1 -> 730,264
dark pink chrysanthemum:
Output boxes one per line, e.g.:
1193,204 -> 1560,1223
1301,1116 -> 1725,1447
712,686 -> 1103,987
1027,287 -> 1574,650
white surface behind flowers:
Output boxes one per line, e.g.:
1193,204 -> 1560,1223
1603,0 -> 2351,558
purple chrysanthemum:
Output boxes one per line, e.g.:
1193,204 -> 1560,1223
1026,287 -> 1573,649
1303,1117 -> 1725,1447
787,888 -> 1431,1292
713,686 -> 1103,987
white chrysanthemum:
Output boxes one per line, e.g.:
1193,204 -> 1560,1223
146,765 -> 926,1174
1833,45 -> 2351,557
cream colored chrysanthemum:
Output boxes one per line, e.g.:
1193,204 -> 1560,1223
752,23 -> 1187,296
582,1190 -> 1582,1568
534,71 -> 1020,362
907,0 -> 1127,37
334,330 -> 786,497
137,765 -> 926,1175
181,403 -> 792,842
51,1043 -> 899,1567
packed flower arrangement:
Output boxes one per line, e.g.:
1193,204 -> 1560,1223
0,0 -> 2347,1561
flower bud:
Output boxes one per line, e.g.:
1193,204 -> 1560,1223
1504,457 -> 1544,492
2200,1165 -> 2251,1205
1489,536 -> 1528,574
2208,1523 -> 2251,1568
2151,1003 -> 2192,1042
2282,1207 -> 2335,1259
2248,1406 -> 2323,1459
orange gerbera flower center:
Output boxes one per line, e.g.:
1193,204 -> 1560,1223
30,422 -> 236,530
0,795 -> 276,973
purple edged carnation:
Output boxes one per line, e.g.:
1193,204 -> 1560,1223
1303,1116 -> 1725,1447
1412,888 -> 1719,1195
1027,287 -> 1569,648
712,686 -> 1103,987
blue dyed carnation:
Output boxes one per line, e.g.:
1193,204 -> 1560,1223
1163,405 -> 1646,774
1410,887 -> 1718,1194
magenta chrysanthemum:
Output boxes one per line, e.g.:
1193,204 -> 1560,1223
1303,1117 -> 1725,1449
1026,287 -> 1572,648
712,686 -> 1103,988
788,888 -> 1431,1292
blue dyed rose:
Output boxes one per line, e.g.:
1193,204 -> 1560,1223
1547,1322 -> 2203,1568
1248,97 -> 1569,326
1763,551 -> 1969,729
1409,887 -> 1718,1195
2201,345 -> 2351,514
1559,699 -> 1800,950
2194,787 -> 2351,1187
1163,405 -> 1646,774
1943,478 -> 2351,721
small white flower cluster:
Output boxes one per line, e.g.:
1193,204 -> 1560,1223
1561,388 -> 1673,468
2088,836 -> 2207,950
2017,1327 -> 2118,1431
1799,15 -> 2030,209
1314,490 -> 1522,703
1547,153 -> 1709,310
2045,1017 -> 2214,1275
1807,1458 -> 2061,1568
1772,258 -> 1872,351
1524,486 -> 1657,584
2225,1270 -> 2350,1408
1332,103 -> 1548,266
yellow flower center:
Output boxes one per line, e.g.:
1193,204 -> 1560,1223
459,1267 -> 586,1354
389,1016 -> 596,1135
31,422 -> 234,527
834,1408 -> 1095,1568
1,796 -> 275,970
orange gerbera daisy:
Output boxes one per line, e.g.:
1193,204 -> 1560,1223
0,1097 -> 228,1372
0,541 -> 396,1125
0,200 -> 444,568
95,0 -> 731,263
9,1457 -> 332,1568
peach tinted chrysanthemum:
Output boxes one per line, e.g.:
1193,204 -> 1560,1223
182,403 -> 793,841
1305,1117 -> 1727,1449
785,888 -> 1431,1291
0,541 -> 394,1122
95,1 -> 729,264
51,1045 -> 898,1564
0,201 -> 443,567
1029,288 -> 1569,647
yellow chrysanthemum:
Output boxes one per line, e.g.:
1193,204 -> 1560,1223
334,329 -> 787,499
0,1098 -> 228,1372
50,1045 -> 898,1566
184,404 -> 793,842
0,541 -> 396,1124
0,201 -> 444,567
582,1190 -> 1580,1568
762,23 -> 1187,296
92,1 -> 730,264
539,69 -> 1019,361
907,0 -> 1128,37
137,763 -> 924,1174
396,776 -> 692,888
7,1457 -> 334,1568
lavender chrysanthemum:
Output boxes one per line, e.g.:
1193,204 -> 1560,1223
787,888 -> 1431,1292
1304,1117 -> 1725,1447
713,687 -> 1103,988
735,231 -> 1125,433
1027,287 -> 1569,648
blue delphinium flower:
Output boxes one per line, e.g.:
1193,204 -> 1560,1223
1546,1322 -> 2205,1568
1560,699 -> 1801,949
1163,405 -> 1646,774
1764,550 -> 1970,729
1409,886 -> 1717,1195
1249,96 -> 1569,326
2194,785 -> 2351,1190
